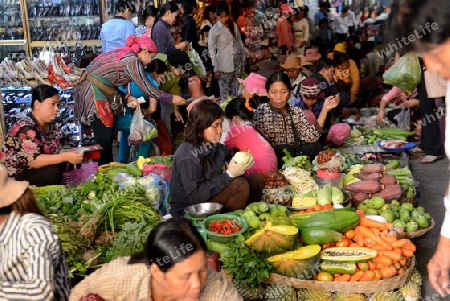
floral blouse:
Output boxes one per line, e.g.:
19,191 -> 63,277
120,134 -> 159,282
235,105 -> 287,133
1,113 -> 61,176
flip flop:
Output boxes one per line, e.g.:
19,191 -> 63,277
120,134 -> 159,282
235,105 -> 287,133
420,155 -> 442,163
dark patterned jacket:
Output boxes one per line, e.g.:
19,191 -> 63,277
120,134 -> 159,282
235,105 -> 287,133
253,103 -> 324,147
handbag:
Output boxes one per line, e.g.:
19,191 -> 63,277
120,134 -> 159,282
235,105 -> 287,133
61,161 -> 98,188
39,43 -> 55,66
273,110 -> 322,168
83,74 -> 124,116
424,70 -> 447,98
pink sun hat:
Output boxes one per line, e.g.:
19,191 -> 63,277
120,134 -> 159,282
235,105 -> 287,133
280,3 -> 295,14
238,73 -> 268,96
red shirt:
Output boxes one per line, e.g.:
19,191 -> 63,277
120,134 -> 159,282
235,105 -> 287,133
224,124 -> 278,175
276,17 -> 294,48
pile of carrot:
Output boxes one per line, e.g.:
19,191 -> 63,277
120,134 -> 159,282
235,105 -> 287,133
332,216 -> 416,282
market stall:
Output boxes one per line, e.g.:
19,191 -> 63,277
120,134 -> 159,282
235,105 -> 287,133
31,136 -> 431,300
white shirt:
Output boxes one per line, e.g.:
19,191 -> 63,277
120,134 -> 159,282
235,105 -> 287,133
333,15 -> 350,34
347,10 -> 358,28
440,83 -> 450,238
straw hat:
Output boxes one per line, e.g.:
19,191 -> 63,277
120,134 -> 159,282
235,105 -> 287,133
0,165 -> 29,208
280,55 -> 311,70
238,73 -> 267,96
300,77 -> 326,98
305,48 -> 321,62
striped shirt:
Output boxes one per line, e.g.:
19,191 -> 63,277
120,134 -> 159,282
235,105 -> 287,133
69,257 -> 243,301
75,52 -> 173,125
0,211 -> 70,301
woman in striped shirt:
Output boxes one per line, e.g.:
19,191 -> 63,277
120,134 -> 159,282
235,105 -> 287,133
75,35 -> 186,164
0,165 -> 70,300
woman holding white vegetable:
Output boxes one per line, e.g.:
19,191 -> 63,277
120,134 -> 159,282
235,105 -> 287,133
169,99 -> 266,218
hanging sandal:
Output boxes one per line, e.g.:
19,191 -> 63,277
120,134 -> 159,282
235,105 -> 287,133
420,155 -> 443,163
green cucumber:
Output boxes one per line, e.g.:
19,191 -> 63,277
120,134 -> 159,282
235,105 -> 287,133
301,228 -> 343,245
296,210 -> 360,233
126,163 -> 142,177
384,160 -> 400,169
320,262 -> 357,274
206,239 -> 228,254
106,168 -> 128,178
321,247 -> 377,263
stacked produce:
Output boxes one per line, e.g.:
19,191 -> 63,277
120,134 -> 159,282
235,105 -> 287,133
343,162 -> 411,205
33,159 -> 169,278
345,127 -> 415,145
281,149 -> 312,172
357,198 -> 433,234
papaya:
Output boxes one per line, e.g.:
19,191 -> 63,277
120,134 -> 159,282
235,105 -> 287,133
320,262 -> 357,275
301,228 -> 343,245
321,247 -> 377,263
296,210 -> 360,233
268,245 -> 322,279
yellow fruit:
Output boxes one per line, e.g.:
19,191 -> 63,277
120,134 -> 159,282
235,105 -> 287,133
233,151 -> 252,164
292,196 -> 317,208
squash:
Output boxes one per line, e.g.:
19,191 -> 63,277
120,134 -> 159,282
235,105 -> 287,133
267,245 -> 321,279
245,222 -> 298,255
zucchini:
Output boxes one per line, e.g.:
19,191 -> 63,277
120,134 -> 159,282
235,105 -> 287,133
290,207 -> 355,225
296,210 -> 360,233
321,247 -> 377,263
301,228 -> 343,245
126,163 -> 142,177
320,262 -> 357,274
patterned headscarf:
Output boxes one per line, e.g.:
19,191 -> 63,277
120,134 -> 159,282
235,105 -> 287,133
95,34 -> 158,62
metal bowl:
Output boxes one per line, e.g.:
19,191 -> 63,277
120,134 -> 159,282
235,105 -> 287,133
184,202 -> 223,218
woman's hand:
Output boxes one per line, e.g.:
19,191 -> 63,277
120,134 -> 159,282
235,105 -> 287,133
187,96 -> 210,115
127,95 -> 140,109
428,236 -> 450,296
215,71 -> 221,80
323,95 -> 340,112
174,106 -> 184,123
65,151 -> 84,164
376,110 -> 385,122
177,41 -> 189,51
400,98 -> 420,108
172,95 -> 186,106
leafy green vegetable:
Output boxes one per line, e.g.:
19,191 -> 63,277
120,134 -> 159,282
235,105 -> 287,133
220,235 -> 272,289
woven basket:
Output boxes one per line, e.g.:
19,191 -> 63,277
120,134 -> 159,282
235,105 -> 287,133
264,257 -> 415,293
408,218 -> 435,239
400,188 -> 417,205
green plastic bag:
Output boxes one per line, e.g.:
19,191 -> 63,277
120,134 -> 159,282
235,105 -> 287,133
186,48 -> 206,76
382,52 -> 421,94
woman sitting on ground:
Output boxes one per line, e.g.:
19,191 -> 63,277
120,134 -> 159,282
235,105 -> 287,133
2,84 -> 84,186
169,99 -> 266,218
224,97 -> 278,175
70,218 -> 243,301
253,71 -> 339,167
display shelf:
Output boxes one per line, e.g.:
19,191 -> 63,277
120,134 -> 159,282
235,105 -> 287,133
0,39 -> 26,45
30,40 -> 101,47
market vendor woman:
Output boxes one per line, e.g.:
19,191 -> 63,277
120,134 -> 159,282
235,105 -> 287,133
169,99 -> 266,218
1,85 -> 84,186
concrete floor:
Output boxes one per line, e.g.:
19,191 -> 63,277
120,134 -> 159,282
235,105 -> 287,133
409,154 -> 450,300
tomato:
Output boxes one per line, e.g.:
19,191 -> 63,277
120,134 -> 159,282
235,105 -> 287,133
306,208 -> 316,213
336,238 -> 351,248
299,210 -> 307,214
344,229 -> 356,240
322,204 -> 334,210
313,204 -> 323,211
322,243 -> 332,250
316,271 -> 334,281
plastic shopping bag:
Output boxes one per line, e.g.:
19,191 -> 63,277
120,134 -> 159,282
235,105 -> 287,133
382,52 -> 421,95
187,48 -> 206,76
129,109 -> 158,145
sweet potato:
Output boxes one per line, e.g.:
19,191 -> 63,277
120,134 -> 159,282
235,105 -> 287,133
343,180 -> 382,193
380,174 -> 397,185
351,192 -> 370,204
361,163 -> 384,174
371,185 -> 404,202
354,173 -> 381,181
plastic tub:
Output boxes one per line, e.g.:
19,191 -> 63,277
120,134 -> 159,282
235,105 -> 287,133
315,169 -> 343,188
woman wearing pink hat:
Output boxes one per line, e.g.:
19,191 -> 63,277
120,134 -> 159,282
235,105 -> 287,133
75,35 -> 186,165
